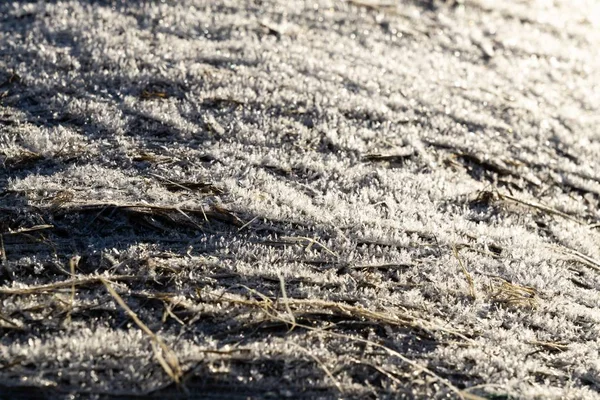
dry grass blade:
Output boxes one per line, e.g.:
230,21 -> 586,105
279,236 -> 339,258
49,191 -> 75,208
226,288 -> 484,400
54,202 -> 244,227
237,216 -> 259,232
3,149 -> 44,167
0,234 -> 6,264
462,384 -> 510,398
332,332 -> 486,400
0,312 -> 21,329
149,172 -> 224,194
363,149 -> 414,164
140,90 -> 169,100
212,291 -> 475,344
101,278 -> 182,384
453,245 -> 476,299
174,207 -> 204,230
555,246 -> 600,272
528,340 -> 569,352
499,192 -> 582,224
455,153 -> 540,187
1,225 -> 54,236
489,279 -> 538,309
345,0 -> 397,11
426,141 -> 540,188
277,273 -> 296,331
131,151 -> 174,164
291,343 -> 343,393
65,255 -> 80,324
162,302 -> 186,326
348,262 -> 413,271
0,71 -> 20,88
0,274 -> 142,295
348,356 -> 403,385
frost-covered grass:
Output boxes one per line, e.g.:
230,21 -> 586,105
1,0 -> 600,398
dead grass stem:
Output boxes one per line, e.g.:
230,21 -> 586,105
0,274 -> 143,295
488,278 -> 538,309
276,236 -> 339,258
0,234 -> 6,264
218,288 -> 483,399
65,255 -> 80,324
101,278 -> 183,384
0,224 -> 54,235
55,202 -> 244,227
498,192 -> 582,224
210,290 -> 475,344
555,246 -> 600,272
527,340 -> 569,352
277,272 -> 296,330
345,0 -> 396,11
453,245 -> 476,299
291,342 -> 344,393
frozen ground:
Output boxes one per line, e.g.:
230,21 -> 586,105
1,0 -> 600,398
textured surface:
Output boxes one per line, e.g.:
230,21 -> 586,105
1,0 -> 600,398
